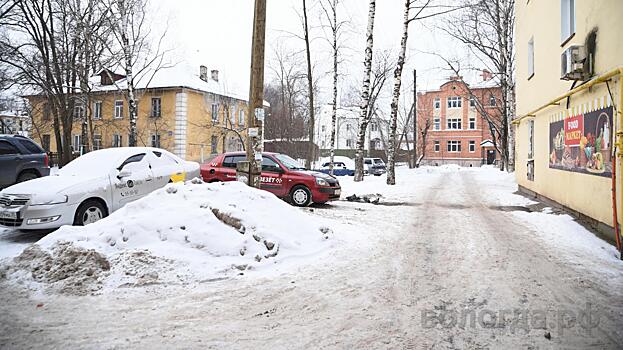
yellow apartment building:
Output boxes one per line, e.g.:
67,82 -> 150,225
26,64 -> 264,163
514,0 -> 623,244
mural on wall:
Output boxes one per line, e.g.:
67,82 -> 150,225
549,106 -> 613,177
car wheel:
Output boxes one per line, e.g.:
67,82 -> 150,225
74,199 -> 107,226
17,171 -> 38,183
290,185 -> 312,207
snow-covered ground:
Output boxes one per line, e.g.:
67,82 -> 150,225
0,165 -> 621,349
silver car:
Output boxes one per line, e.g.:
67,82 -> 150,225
0,147 -> 199,230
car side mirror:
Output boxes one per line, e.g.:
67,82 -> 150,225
117,169 -> 132,179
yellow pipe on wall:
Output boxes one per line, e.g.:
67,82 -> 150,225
618,71 -> 623,254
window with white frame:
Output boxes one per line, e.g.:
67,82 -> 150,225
114,100 -> 124,119
469,96 -> 476,107
151,133 -> 161,148
230,106 -> 236,126
434,140 -> 440,152
346,139 -> 353,148
211,104 -> 219,123
447,140 -> 461,152
434,97 -> 441,109
528,119 -> 535,159
434,117 -> 440,130
447,96 -> 462,109
238,109 -> 245,126
528,37 -> 535,78
93,134 -> 102,150
346,124 -> 351,132
447,116 -> 462,130
72,134 -> 81,152
561,0 -> 575,43
93,101 -> 102,120
469,116 -> 476,129
73,101 -> 84,118
210,135 -> 218,154
469,140 -> 476,152
113,133 -> 122,147
321,125 -> 326,132
370,122 -> 378,132
489,94 -> 496,106
151,97 -> 161,118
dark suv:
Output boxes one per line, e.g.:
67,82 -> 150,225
0,135 -> 50,189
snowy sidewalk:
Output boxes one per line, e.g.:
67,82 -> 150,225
0,166 -> 621,349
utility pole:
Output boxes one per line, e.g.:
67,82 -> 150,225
245,0 -> 267,188
412,69 -> 417,167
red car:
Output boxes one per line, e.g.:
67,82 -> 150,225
201,152 -> 341,206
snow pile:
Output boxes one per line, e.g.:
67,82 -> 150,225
4,180 -> 337,294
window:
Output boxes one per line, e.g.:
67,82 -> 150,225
93,101 -> 102,120
93,134 -> 102,150
528,37 -> 535,78
211,104 -> 219,123
222,155 -> 246,168
239,109 -> 245,126
434,97 -> 441,109
346,124 -> 351,132
210,135 -> 218,154
151,133 -> 161,148
561,0 -> 575,43
114,100 -> 124,119
489,94 -> 496,106
16,139 -> 43,154
469,140 -> 476,152
73,101 -> 84,118
261,157 -> 282,173
346,139 -> 353,148
42,134 -> 50,152
42,103 -> 51,121
0,140 -> 19,155
434,117 -> 440,130
447,96 -> 462,109
370,122 -> 378,132
321,125 -> 326,132
447,140 -> 461,152
447,116 -> 462,130
72,135 -> 81,152
528,119 -> 534,159
118,153 -> 146,170
434,140 -> 440,152
230,106 -> 236,126
151,97 -> 161,118
113,134 -> 123,147
469,117 -> 476,129
469,96 -> 476,107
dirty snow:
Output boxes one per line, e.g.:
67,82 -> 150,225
0,165 -> 621,349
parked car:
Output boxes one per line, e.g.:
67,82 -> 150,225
201,152 -> 341,206
0,134 -> 50,189
364,157 -> 386,176
0,147 -> 199,229
318,161 -> 355,176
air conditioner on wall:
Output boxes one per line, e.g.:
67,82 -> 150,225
560,45 -> 587,81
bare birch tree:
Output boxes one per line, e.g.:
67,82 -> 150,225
386,0 -> 463,185
353,0 -> 376,182
302,0 -> 316,169
442,0 -> 515,171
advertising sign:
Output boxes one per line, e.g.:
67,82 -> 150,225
549,106 -> 613,177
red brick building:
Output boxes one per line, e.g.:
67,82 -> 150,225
417,73 -> 503,167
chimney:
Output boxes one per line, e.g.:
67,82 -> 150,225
199,65 -> 208,81
211,69 -> 219,82
481,69 -> 493,81
449,75 -> 462,82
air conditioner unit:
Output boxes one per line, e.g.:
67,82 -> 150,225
561,45 -> 587,81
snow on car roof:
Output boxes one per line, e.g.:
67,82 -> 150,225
59,147 -> 157,176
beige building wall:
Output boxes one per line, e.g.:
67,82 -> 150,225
514,0 -> 623,227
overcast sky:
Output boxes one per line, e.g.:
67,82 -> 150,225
153,0 -> 478,107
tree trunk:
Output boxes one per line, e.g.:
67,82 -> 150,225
354,0 -> 376,182
119,0 -> 138,147
328,0 -> 338,175
303,0 -> 315,169
386,0 -> 410,185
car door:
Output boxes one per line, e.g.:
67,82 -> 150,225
0,140 -> 21,187
111,153 -> 155,210
260,156 -> 285,196
148,150 -> 183,188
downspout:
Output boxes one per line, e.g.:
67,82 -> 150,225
617,71 -> 623,259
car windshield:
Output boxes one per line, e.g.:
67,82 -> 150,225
373,159 -> 384,165
274,154 -> 306,170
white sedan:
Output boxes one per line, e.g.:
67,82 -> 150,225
0,147 -> 199,230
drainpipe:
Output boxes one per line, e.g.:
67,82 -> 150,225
617,71 -> 623,258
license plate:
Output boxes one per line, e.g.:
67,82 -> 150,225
334,189 -> 341,196
0,210 -> 17,220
